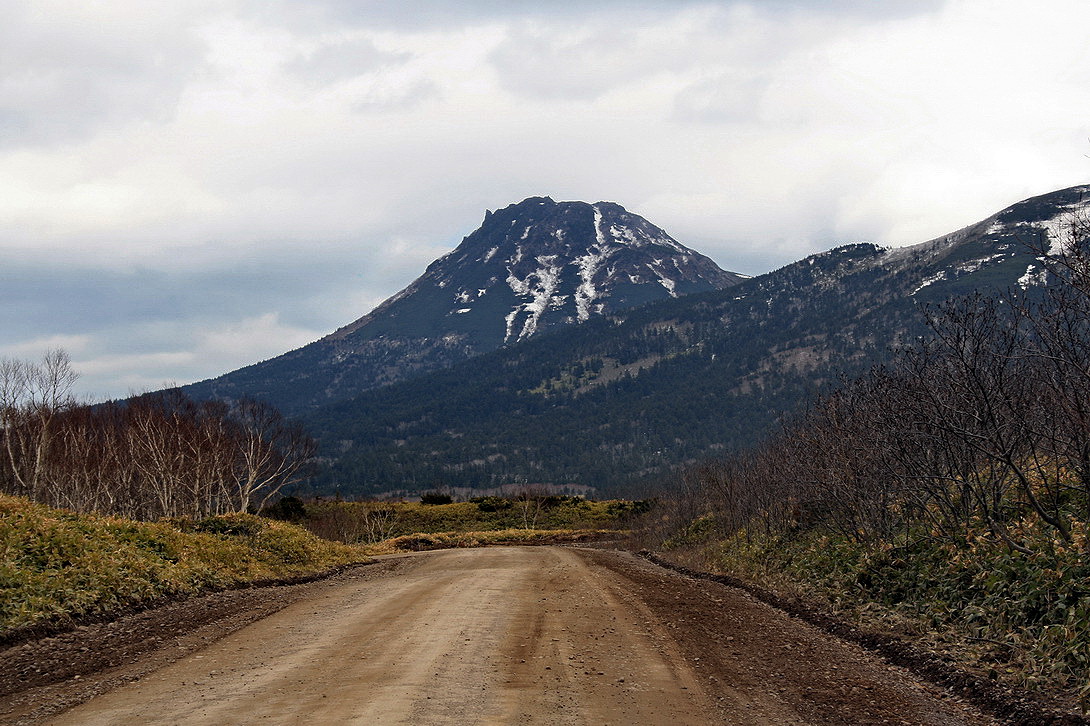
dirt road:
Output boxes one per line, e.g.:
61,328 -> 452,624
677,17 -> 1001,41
3,547 -> 994,725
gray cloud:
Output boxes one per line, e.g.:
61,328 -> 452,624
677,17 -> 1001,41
254,0 -> 702,31
0,245 -> 432,339
672,72 -> 770,123
256,0 -> 943,31
0,2 -> 206,147
485,0 -> 943,105
286,38 -> 412,85
488,23 -> 683,101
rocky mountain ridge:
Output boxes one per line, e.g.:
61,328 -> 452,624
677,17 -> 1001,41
183,197 -> 744,414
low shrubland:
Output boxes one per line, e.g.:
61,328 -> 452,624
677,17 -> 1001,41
0,493 -> 368,640
360,527 -> 619,555
655,516 -> 1090,707
285,496 -> 649,545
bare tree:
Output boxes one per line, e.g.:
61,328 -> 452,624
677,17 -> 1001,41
0,349 -> 78,501
232,398 -> 316,513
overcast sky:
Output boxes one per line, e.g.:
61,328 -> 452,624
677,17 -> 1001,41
3,0 -> 1089,400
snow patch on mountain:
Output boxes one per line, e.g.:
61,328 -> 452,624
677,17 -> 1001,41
505,255 -> 565,342
1039,216 -> 1080,255
1018,264 -> 1048,289
593,206 -> 608,248
574,246 -> 608,322
911,271 -> 949,296
955,253 -> 1007,275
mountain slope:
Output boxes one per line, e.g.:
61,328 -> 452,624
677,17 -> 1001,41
183,197 -> 744,415
301,184 -> 1090,497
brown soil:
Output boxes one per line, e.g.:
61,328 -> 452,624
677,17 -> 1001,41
0,547 -> 1023,724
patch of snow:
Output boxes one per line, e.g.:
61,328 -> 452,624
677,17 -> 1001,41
504,309 -> 520,342
504,255 -> 564,341
911,270 -> 948,296
610,224 -> 638,245
477,288 -> 487,296
453,308 -> 472,314
643,259 -> 678,297
654,233 -> 687,253
572,205 -> 620,322
574,245 -> 613,321
593,206 -> 608,248
484,246 -> 500,262
1018,264 -> 1048,289
1040,215 -> 1080,255
455,290 -> 471,303
954,253 -> 1006,274
521,226 -> 532,240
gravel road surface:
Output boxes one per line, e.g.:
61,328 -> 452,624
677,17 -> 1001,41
2,547 -> 995,725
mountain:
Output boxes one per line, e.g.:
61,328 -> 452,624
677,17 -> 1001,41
183,196 -> 745,415
298,184 -> 1090,498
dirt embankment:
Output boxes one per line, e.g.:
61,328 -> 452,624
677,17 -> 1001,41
0,547 -> 1015,725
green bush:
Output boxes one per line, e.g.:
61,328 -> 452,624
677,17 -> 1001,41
263,496 -> 307,521
193,513 -> 266,537
470,496 -> 512,512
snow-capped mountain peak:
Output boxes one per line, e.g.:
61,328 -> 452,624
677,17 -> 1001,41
184,197 -> 744,414
392,196 -> 743,344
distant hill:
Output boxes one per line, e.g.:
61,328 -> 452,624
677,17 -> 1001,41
298,184 -> 1090,498
183,197 -> 744,415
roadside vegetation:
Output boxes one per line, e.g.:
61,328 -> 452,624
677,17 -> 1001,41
2,488 -> 648,641
263,494 -> 647,556
360,528 -> 614,554
0,493 -> 368,641
643,216 -> 1090,709
271,495 -> 649,545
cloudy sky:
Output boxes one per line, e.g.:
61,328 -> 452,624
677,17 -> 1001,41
3,0 -> 1089,400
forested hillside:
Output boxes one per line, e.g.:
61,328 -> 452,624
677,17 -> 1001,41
301,185 -> 1087,497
